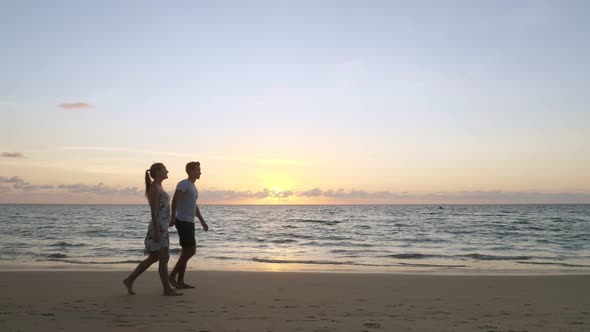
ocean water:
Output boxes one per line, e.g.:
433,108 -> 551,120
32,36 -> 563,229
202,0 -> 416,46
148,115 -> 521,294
1,204 -> 589,274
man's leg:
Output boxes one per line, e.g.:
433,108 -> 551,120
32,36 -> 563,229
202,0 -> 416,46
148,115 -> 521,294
169,246 -> 195,287
170,220 -> 196,288
176,220 -> 197,288
176,246 -> 196,288
169,220 -> 184,287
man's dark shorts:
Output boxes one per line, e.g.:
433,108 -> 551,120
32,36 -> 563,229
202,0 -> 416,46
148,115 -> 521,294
175,219 -> 196,248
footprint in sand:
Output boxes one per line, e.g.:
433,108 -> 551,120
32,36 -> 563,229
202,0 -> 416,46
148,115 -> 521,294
477,325 -> 497,329
363,322 -> 382,329
114,319 -> 132,326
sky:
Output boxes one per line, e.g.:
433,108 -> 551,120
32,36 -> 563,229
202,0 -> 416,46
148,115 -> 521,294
1,0 -> 589,204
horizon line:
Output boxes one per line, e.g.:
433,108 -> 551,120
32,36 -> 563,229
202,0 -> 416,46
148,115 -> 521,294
1,203 -> 589,206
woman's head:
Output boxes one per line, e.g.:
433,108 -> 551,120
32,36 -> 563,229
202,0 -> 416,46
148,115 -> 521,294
144,163 -> 168,197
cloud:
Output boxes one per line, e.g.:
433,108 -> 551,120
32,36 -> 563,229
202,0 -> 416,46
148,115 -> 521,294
194,187 -> 590,204
202,188 -> 294,201
299,188 -> 323,197
59,102 -> 92,110
298,188 -> 590,204
1,176 -> 56,191
1,152 -> 24,158
298,188 -> 406,199
418,190 -> 590,204
1,176 -> 589,203
1,176 -> 29,189
253,188 -> 294,199
57,183 -> 142,195
22,184 -> 55,191
1,176 -> 141,195
201,189 -> 257,201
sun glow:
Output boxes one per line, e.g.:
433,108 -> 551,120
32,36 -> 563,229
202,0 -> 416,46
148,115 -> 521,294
270,185 -> 283,192
257,171 -> 295,190
250,170 -> 298,203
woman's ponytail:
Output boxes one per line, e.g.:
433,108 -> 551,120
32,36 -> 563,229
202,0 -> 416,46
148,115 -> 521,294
144,169 -> 151,198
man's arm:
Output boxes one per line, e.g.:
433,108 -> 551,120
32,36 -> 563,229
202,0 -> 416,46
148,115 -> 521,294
195,205 -> 208,231
170,190 -> 183,227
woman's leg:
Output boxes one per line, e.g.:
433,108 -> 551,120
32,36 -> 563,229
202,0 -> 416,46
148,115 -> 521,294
123,252 -> 159,295
157,247 -> 182,296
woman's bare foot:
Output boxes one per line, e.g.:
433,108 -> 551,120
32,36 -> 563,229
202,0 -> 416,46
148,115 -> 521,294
176,283 -> 195,289
123,278 -> 135,295
164,289 -> 183,296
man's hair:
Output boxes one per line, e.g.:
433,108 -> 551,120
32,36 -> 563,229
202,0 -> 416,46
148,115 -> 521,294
186,161 -> 200,173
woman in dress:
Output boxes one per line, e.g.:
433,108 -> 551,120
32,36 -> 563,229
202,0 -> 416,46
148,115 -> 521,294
123,163 -> 181,296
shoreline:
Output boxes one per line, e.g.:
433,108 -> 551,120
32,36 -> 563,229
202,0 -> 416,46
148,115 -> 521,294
1,270 -> 588,331
1,262 -> 590,276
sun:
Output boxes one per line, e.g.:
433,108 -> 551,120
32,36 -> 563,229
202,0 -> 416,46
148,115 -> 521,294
271,185 -> 283,192
257,171 -> 295,192
247,170 -> 305,204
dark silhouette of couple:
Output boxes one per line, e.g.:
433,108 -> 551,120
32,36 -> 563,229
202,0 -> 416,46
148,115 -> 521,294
123,161 -> 208,296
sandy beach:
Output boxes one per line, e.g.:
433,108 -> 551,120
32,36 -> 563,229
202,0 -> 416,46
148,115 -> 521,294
0,270 -> 588,331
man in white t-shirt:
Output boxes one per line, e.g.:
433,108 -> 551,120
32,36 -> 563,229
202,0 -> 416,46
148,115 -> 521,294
169,161 -> 209,289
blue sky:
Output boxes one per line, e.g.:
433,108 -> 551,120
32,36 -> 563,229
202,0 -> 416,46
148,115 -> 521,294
1,1 -> 589,203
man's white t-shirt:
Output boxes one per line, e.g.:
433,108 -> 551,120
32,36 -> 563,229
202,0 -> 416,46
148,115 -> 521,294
175,179 -> 198,223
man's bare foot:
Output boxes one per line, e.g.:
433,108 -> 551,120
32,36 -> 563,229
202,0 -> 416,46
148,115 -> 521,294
164,289 -> 183,296
176,283 -> 195,289
123,278 -> 135,295
168,275 -> 178,288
